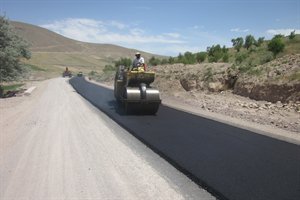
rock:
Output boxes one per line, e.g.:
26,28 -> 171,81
180,79 -> 197,91
208,82 -> 223,92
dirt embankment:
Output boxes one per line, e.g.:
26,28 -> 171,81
150,55 -> 300,133
233,54 -> 300,103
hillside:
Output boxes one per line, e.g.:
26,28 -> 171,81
11,21 -> 164,78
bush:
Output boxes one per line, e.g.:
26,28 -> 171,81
256,37 -> 265,47
231,37 -> 244,52
259,51 -> 274,64
114,57 -> 132,68
89,71 -> 98,76
103,65 -> 115,72
196,52 -> 207,63
183,51 -> 196,64
222,53 -> 229,62
0,15 -> 31,82
168,57 -> 175,64
289,30 -> 296,40
268,36 -> 285,56
244,35 -> 256,50
235,52 -> 248,64
149,56 -> 161,66
161,58 -> 168,65
207,45 -> 223,62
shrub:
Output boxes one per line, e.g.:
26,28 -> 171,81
203,67 -> 213,81
168,57 -> 175,64
161,58 -> 168,65
256,37 -> 265,47
289,30 -> 296,40
235,52 -> 248,64
268,36 -> 285,56
183,51 -> 196,64
231,37 -> 244,52
222,53 -> 229,62
114,57 -> 132,68
0,15 -> 31,82
207,45 -> 223,62
149,56 -> 161,66
244,35 -> 256,50
196,52 -> 207,63
103,65 -> 115,72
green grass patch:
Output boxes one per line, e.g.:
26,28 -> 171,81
24,63 -> 46,71
2,83 -> 24,91
1,83 -> 25,97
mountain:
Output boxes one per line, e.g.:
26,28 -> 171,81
11,21 -> 165,76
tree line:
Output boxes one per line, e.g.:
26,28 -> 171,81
146,31 -> 296,67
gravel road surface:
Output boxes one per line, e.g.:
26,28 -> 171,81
0,78 -> 214,200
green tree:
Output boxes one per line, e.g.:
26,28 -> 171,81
273,34 -> 284,39
161,58 -> 168,65
168,57 -> 175,64
244,35 -> 256,50
0,15 -> 31,82
235,52 -> 248,64
231,37 -> 244,52
148,56 -> 161,66
114,57 -> 132,68
222,53 -> 229,62
195,52 -> 207,63
289,30 -> 296,40
103,64 -> 115,72
268,35 -> 285,57
183,51 -> 196,64
222,45 -> 228,53
177,53 -> 186,64
207,45 -> 223,62
256,37 -> 265,47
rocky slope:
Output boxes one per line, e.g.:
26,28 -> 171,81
149,55 -> 300,133
233,54 -> 300,103
152,54 -> 300,104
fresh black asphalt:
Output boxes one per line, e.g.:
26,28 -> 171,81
69,77 -> 300,200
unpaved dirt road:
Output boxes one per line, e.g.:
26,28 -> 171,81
0,78 -> 214,200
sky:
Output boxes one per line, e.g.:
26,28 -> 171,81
1,0 -> 299,56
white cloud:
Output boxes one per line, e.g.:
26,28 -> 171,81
267,28 -> 300,36
230,28 -> 249,33
109,20 -> 126,29
41,18 -> 185,46
163,32 -> 181,38
40,18 -> 232,56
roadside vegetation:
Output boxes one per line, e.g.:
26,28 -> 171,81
0,16 -> 31,97
0,16 -> 31,81
146,32 -> 299,76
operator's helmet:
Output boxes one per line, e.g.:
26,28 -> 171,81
135,52 -> 141,56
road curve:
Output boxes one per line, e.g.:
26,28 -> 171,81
0,78 -> 214,200
70,76 -> 300,200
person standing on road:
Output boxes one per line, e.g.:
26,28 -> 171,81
132,52 -> 146,71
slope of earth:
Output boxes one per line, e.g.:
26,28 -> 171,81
234,54 -> 300,103
150,59 -> 299,134
11,21 -> 166,79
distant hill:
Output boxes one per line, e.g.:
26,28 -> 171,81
11,21 -> 162,58
11,21 -> 165,78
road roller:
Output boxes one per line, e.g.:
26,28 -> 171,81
114,65 -> 161,114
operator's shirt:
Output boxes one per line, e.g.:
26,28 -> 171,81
132,57 -> 145,67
